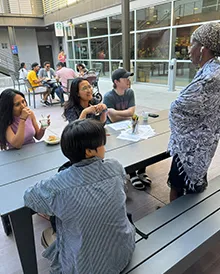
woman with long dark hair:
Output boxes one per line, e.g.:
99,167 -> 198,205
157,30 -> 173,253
0,89 -> 49,150
63,78 -> 107,123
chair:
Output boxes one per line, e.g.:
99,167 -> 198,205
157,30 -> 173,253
24,79 -> 49,108
9,72 -> 27,93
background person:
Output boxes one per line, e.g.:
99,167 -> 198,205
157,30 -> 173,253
18,62 -> 28,80
58,49 -> 66,66
24,119 -> 135,274
39,61 -> 64,105
168,22 -> 220,201
27,62 -> 50,106
63,78 -> 107,123
56,62 -> 77,93
76,63 -> 88,76
103,68 -> 152,190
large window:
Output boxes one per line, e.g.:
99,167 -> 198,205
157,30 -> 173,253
74,40 -> 89,59
136,62 -> 169,84
137,2 -> 171,30
111,35 -> 122,59
137,29 -> 170,60
172,26 -> 199,60
74,23 -> 87,39
89,18 -> 108,37
91,61 -> 109,77
175,62 -> 197,86
174,0 -> 220,25
110,11 -> 134,34
90,37 -> 109,59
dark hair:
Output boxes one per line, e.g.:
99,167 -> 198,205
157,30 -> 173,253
0,89 -> 26,150
61,119 -> 106,163
76,63 -> 85,72
43,61 -> 50,67
63,78 -> 88,118
56,62 -> 65,67
31,62 -> 39,69
19,62 -> 25,70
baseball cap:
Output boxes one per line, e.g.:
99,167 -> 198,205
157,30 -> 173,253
112,68 -> 134,82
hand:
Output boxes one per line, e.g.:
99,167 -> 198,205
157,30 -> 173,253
84,105 -> 97,115
95,103 -> 107,114
20,107 -> 32,121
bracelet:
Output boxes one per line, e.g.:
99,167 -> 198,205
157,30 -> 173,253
20,117 -> 26,121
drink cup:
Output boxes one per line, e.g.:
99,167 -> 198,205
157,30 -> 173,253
142,111 -> 148,122
40,118 -> 49,129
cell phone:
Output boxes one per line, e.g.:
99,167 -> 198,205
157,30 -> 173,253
148,113 -> 159,118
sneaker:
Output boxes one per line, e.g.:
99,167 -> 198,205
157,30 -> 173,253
41,227 -> 56,249
40,100 -> 48,107
44,100 -> 51,106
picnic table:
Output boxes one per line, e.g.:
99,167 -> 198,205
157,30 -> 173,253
0,110 -> 170,274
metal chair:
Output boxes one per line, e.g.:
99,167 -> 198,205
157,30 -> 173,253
9,72 -> 27,93
24,79 -> 50,108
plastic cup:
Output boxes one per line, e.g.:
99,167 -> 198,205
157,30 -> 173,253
142,111 -> 148,122
40,118 -> 49,129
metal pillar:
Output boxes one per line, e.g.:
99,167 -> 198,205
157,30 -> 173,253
122,0 -> 130,71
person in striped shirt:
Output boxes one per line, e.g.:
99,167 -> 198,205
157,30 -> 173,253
24,119 -> 135,274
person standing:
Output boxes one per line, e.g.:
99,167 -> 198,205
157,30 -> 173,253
168,22 -> 220,201
58,49 -> 66,66
18,62 -> 28,80
103,68 -> 152,190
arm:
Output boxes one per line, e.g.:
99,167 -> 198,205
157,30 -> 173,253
5,107 -> 32,149
107,107 -> 135,123
30,112 -> 49,140
24,178 -> 55,215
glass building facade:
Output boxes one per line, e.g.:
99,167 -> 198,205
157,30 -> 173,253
64,0 -> 220,86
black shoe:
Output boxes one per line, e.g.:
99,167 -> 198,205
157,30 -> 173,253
44,101 -> 51,106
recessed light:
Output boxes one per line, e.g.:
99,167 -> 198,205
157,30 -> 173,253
194,7 -> 198,10
46,27 -> 49,29
146,21 -> 150,25
80,25 -> 83,27
94,27 -> 97,29
153,15 -> 157,18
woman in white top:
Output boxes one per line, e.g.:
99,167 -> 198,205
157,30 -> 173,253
18,62 -> 28,80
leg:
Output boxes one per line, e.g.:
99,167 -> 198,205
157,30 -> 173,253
9,207 -> 38,274
170,187 -> 184,202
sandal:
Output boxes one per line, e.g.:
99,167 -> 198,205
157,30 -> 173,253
138,173 -> 152,185
130,176 -> 146,190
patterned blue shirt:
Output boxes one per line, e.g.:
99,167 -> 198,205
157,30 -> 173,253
24,157 -> 135,274
169,59 -> 220,190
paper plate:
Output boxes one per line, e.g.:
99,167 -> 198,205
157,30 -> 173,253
44,137 -> 60,145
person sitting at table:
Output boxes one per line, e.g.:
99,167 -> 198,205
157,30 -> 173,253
24,118 -> 135,274
63,78 -> 107,123
27,62 -> 51,106
168,22 -> 220,201
0,89 -> 49,150
38,61 -> 64,105
103,68 -> 151,190
76,63 -> 88,76
56,62 -> 77,93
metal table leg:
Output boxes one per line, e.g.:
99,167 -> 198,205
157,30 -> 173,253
9,207 -> 38,274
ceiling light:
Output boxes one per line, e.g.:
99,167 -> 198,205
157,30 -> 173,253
94,27 -> 97,29
153,15 -> 157,18
176,16 -> 180,19
194,7 -> 198,10
80,24 -> 83,27
146,21 -> 150,25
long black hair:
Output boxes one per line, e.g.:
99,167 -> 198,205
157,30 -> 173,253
63,78 -> 88,118
19,62 -> 25,71
0,89 -> 26,150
